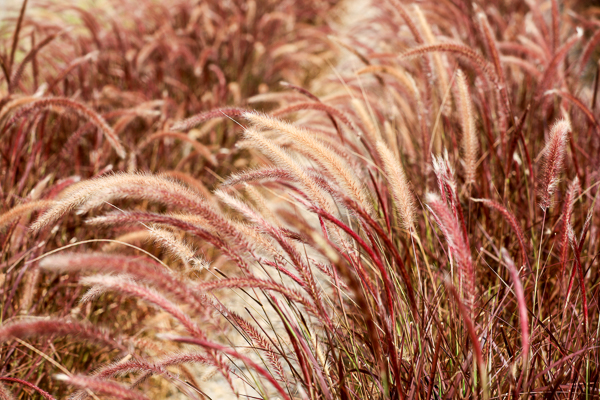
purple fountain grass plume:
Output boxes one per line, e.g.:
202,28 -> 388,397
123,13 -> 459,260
376,141 -> 416,231
500,249 -> 530,384
23,173 -> 54,201
455,69 -> 478,185
244,112 -> 373,214
537,119 -> 570,210
85,357 -> 170,382
54,374 -> 149,400
5,97 -> 126,158
222,167 -> 296,187
226,312 -> 287,383
244,183 -> 277,224
30,173 -> 252,253
559,177 -> 580,289
157,351 -> 215,368
231,220 -> 286,263
242,128 -> 334,214
0,200 -> 55,230
293,133 -> 367,177
525,7 -> 553,55
40,252 -> 213,317
0,318 -> 128,352
169,107 -> 248,131
158,212 -> 213,233
20,265 -> 41,315
427,192 -> 475,314
431,152 -> 457,205
78,283 -> 110,305
28,173 -> 189,229
147,225 -> 208,270
85,211 -> 251,271
79,275 -> 205,339
431,152 -> 469,244
68,173 -> 212,214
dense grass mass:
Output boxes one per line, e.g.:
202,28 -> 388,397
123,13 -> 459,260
1,0 -> 600,398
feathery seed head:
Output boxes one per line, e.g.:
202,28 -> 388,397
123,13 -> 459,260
538,119 -> 570,209
147,225 -> 207,269
455,69 -> 478,184
244,112 -> 373,214
377,141 -> 416,230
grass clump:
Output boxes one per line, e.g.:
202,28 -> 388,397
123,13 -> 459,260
2,0 -> 600,399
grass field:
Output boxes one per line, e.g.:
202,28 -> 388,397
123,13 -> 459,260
1,0 -> 600,399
